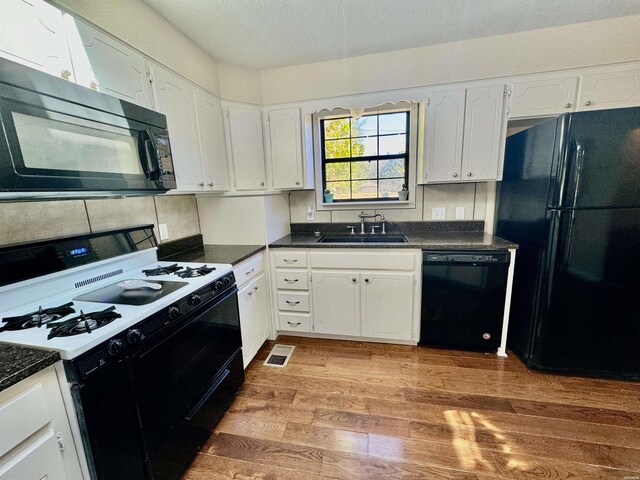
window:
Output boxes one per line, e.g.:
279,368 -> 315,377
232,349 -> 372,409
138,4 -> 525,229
321,111 -> 409,202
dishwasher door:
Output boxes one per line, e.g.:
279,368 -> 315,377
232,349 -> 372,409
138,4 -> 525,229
420,250 -> 510,351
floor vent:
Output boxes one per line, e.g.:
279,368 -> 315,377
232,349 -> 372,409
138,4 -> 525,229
264,344 -> 295,368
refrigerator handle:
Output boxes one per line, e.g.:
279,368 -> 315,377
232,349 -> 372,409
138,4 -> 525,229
558,136 -> 585,209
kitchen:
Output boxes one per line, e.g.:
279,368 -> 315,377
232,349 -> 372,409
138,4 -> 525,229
0,1 -> 639,478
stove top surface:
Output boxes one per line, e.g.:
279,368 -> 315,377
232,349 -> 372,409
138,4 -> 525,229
74,280 -> 188,306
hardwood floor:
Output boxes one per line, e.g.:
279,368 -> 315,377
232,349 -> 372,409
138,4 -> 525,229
182,336 -> 640,479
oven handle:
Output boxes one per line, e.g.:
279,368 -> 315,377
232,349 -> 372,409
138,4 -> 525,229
184,367 -> 230,421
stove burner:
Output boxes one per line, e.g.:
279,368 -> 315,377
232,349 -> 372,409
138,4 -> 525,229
0,302 -> 76,332
175,265 -> 215,278
46,306 -> 121,339
142,264 -> 182,276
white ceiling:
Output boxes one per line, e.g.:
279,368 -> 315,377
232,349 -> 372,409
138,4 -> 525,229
142,0 -> 640,70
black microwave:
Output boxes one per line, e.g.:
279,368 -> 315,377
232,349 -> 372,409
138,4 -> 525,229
0,58 -> 176,200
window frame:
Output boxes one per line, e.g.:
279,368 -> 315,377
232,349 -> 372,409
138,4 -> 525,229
313,102 -> 418,211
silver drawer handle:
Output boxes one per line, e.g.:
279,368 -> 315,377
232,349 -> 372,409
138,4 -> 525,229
287,321 -> 301,327
284,278 -> 298,283
254,286 -> 259,291
286,300 -> 300,306
247,291 -> 253,297
283,259 -> 298,264
245,268 -> 255,275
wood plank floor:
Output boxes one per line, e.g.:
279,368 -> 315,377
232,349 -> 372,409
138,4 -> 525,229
182,336 -> 640,480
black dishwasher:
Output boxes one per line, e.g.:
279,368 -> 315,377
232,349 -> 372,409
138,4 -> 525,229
420,250 -> 510,351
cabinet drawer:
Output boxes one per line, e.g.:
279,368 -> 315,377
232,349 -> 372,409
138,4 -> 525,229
309,251 -> 415,270
273,251 -> 308,268
277,291 -> 310,312
275,270 -> 309,290
0,383 -> 51,457
233,252 -> 264,287
0,429 -> 66,480
278,312 -> 311,332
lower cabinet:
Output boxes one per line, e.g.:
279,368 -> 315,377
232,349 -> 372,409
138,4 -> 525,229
311,271 -> 360,336
238,273 -> 270,368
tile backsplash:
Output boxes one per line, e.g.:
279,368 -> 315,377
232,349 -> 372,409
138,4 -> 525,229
0,194 -> 200,247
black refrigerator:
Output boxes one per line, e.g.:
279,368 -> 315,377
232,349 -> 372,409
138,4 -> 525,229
496,107 -> 640,380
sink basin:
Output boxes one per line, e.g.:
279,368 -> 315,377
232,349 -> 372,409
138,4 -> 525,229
319,235 -> 407,244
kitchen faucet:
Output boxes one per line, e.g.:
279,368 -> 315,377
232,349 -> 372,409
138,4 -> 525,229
358,211 -> 386,234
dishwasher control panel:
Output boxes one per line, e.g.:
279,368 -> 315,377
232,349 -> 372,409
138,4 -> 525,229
423,251 -> 510,264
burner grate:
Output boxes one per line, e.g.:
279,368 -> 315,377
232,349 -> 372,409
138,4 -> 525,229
0,302 -> 76,332
46,306 -> 121,339
142,263 -> 182,276
174,265 -> 216,278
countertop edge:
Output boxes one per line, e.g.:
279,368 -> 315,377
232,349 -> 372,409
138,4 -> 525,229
0,345 -> 60,393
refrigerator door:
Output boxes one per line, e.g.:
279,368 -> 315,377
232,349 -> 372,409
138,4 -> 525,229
554,107 -> 640,209
532,208 -> 640,379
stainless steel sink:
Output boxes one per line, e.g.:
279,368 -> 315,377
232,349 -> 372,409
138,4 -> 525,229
319,235 -> 407,244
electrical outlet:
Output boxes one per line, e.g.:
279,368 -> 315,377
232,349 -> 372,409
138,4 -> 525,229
432,207 -> 446,220
455,207 -> 465,220
159,223 -> 169,240
306,206 -> 314,221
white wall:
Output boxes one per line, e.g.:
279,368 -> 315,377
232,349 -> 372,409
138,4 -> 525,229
260,14 -> 640,104
218,62 -> 263,104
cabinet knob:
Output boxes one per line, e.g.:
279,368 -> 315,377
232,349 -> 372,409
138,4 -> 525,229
365,278 -> 370,284
564,102 -> 572,108
452,173 -> 458,178
295,181 -> 300,185
584,100 -> 592,106
60,69 -> 72,80
351,278 -> 357,283
260,181 -> 265,186
198,182 -> 205,187
208,182 -> 214,187
467,172 -> 472,177
89,79 -> 100,90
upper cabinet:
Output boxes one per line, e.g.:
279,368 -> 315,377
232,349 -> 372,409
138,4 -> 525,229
63,15 -> 153,109
577,67 -> 640,111
0,0 -> 74,81
194,87 -> 230,191
509,76 -> 579,118
421,84 -> 507,184
224,104 -> 267,191
268,108 -> 304,189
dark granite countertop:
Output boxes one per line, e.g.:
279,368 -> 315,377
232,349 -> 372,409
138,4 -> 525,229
161,244 -> 266,265
270,231 -> 517,250
0,344 -> 60,393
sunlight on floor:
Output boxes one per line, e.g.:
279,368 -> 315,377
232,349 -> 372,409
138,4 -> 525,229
471,411 -> 532,470
443,409 -> 495,471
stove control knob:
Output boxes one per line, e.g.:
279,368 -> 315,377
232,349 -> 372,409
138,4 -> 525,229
189,294 -> 202,306
222,276 -> 231,287
214,281 -> 223,291
167,306 -> 181,320
107,339 -> 124,356
126,329 -> 143,344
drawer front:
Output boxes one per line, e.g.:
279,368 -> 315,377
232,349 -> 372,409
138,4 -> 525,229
275,270 -> 309,290
0,382 -> 51,457
277,291 -> 310,312
273,251 -> 308,268
233,252 -> 264,288
278,312 -> 311,332
0,430 -> 66,480
309,251 -> 415,270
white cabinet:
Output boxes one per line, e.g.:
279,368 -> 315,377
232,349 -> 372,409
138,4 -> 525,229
361,272 -> 414,340
311,271 -> 361,336
224,104 -> 266,191
268,107 -> 305,189
194,87 -> 230,191
63,15 -> 153,109
422,84 -> 507,184
578,67 -> 640,111
509,76 -> 579,118
0,0 -> 74,80
152,64 -> 204,191
238,273 -> 270,368
0,365 -> 82,480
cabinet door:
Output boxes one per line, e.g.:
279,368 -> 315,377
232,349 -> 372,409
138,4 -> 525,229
311,271 -> 360,336
0,430 -> 67,480
461,84 -> 506,181
194,88 -> 229,191
578,68 -> 640,111
152,65 -> 204,191
423,89 -> 465,183
361,272 -> 413,340
509,76 -> 578,118
0,0 -> 74,80
63,15 -> 153,109
226,105 -> 266,190
253,274 -> 271,348
238,279 -> 258,368
269,108 -> 303,189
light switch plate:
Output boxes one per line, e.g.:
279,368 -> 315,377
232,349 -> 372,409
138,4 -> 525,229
432,207 -> 446,220
306,206 -> 314,221
159,223 -> 169,240
455,207 -> 465,220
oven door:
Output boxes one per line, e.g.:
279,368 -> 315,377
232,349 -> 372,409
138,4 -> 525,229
130,288 -> 243,480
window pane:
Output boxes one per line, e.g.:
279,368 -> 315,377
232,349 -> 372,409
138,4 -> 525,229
379,178 -> 404,198
379,134 -> 406,155
352,180 -> 378,199
326,162 -> 350,181
351,137 -> 377,157
324,118 -> 350,139
379,159 -> 405,178
351,115 -> 377,138
325,139 -> 350,159
326,181 -> 351,200
351,161 -> 377,180
379,113 -> 407,135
